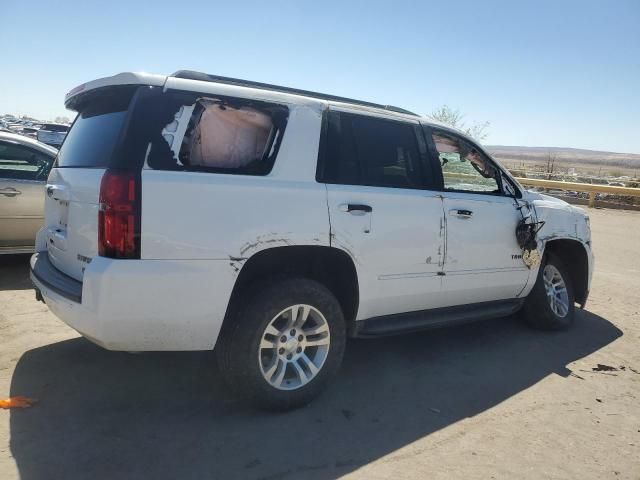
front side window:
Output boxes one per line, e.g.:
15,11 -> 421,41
0,142 -> 53,181
320,111 -> 426,189
431,130 -> 500,193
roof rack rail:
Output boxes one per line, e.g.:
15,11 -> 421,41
170,70 -> 418,117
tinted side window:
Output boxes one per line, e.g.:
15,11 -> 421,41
0,142 -> 53,181
320,111 -> 424,189
322,111 -> 359,184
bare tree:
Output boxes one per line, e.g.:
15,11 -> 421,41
428,105 -> 490,141
545,150 -> 557,179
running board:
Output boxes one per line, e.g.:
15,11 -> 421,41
354,299 -> 524,337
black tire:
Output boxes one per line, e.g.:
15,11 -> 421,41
522,252 -> 575,330
216,277 -> 346,411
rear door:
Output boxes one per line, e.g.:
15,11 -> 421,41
321,110 -> 445,320
0,140 -> 53,249
425,127 -> 530,305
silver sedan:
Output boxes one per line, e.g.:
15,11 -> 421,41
0,132 -> 57,254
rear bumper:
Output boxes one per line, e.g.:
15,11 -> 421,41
31,252 -> 82,303
30,251 -> 237,351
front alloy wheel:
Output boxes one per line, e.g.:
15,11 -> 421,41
522,252 -> 575,330
543,264 -> 570,318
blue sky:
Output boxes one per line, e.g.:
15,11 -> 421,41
2,0 -> 639,153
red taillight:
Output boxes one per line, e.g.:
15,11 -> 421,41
98,169 -> 140,259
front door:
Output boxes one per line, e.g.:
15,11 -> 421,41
426,127 -> 530,305
321,110 -> 445,320
0,141 -> 52,249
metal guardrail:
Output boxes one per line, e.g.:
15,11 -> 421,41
442,172 -> 640,207
514,177 -> 640,207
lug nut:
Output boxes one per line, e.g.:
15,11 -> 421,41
280,336 -> 287,343
290,329 -> 296,336
296,347 -> 302,353
298,335 -> 303,341
286,353 -> 292,360
278,348 -> 284,354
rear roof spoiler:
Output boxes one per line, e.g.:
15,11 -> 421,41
64,72 -> 167,110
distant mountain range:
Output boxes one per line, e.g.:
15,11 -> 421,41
485,145 -> 640,169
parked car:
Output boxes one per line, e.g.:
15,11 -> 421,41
0,132 -> 57,254
36,123 -> 69,147
20,126 -> 40,139
30,71 -> 593,410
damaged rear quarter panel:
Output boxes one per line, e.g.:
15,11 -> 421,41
137,101 -> 330,347
141,172 -> 331,265
140,103 -> 329,262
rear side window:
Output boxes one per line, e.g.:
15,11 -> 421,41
57,86 -> 288,174
56,87 -> 135,168
319,111 -> 427,189
165,98 -> 288,175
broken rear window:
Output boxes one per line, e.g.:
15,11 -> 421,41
146,93 -> 288,175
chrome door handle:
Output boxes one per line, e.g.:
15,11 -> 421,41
0,188 -> 22,197
449,208 -> 472,218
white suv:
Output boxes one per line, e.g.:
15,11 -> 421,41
30,71 -> 593,410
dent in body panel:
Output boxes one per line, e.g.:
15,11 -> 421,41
534,205 -> 583,244
523,190 -> 590,248
239,233 -> 293,256
228,256 -> 246,274
439,206 -> 446,268
329,230 -> 359,266
514,191 -> 592,298
237,232 -> 329,259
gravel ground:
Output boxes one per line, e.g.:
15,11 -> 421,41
0,207 -> 638,480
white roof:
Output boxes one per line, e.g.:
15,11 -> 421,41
64,71 -> 476,141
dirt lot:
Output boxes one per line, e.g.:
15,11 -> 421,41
1,208 -> 639,480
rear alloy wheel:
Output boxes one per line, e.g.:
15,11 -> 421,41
217,278 -> 345,410
523,253 -> 575,330
259,304 -> 331,390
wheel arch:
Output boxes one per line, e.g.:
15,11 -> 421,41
542,238 -> 590,307
225,245 -> 360,334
